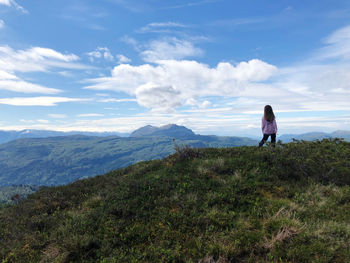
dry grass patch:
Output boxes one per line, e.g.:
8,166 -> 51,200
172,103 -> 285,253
40,244 -> 67,263
263,226 -> 301,250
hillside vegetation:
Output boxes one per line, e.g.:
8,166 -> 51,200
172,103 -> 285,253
0,185 -> 40,204
0,139 -> 349,262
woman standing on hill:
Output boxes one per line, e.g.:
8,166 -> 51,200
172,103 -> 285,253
259,105 -> 277,147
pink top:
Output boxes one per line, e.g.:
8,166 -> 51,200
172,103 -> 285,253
262,116 -> 277,135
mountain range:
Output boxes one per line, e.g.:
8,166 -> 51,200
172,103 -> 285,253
0,124 -> 256,186
1,124 -> 349,187
1,126 -> 350,145
278,130 -> 350,142
0,129 -> 129,144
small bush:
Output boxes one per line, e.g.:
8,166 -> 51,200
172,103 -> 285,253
173,140 -> 202,161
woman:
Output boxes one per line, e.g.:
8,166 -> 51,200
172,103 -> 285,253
259,105 -> 277,147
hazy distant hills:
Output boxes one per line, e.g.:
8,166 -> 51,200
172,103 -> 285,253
0,125 -> 256,186
0,135 -> 174,186
0,129 -> 129,144
278,130 -> 350,142
1,126 -> 349,145
2,124 -> 348,187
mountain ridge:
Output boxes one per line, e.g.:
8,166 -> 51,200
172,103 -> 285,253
1,125 -> 350,145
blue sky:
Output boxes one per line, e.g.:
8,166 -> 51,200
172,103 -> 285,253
1,0 -> 350,136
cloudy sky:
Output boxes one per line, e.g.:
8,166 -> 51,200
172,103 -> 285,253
1,0 -> 350,136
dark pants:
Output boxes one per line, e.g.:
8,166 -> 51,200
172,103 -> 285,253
259,133 -> 276,147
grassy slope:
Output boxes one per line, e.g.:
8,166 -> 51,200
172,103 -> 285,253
0,139 -> 350,262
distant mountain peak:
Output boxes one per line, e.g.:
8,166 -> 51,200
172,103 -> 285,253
130,124 -> 195,139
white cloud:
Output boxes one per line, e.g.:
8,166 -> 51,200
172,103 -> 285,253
58,71 -> 74,77
0,79 -> 61,94
19,119 -> 35,123
135,83 -> 182,110
116,54 -> 131,64
0,69 -> 61,94
0,0 -> 10,6
316,25 -> 350,61
0,20 -> 4,28
0,0 -> 28,13
140,37 -> 203,62
48,114 -> 67,119
87,47 -> 114,62
0,97 -> 89,106
37,119 -> 50,124
0,69 -> 16,79
0,45 -> 88,94
121,36 -> 140,51
185,98 -> 212,109
138,22 -> 187,33
85,59 -> 277,111
99,98 -> 137,103
0,46 -> 84,73
77,113 -> 104,117
23,47 -> 78,62
87,51 -> 102,60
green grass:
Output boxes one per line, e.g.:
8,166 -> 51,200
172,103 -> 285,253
0,139 -> 349,262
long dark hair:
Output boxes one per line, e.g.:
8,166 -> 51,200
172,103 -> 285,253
264,105 -> 275,122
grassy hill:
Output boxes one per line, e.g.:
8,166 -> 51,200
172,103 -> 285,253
0,134 -> 256,186
0,139 -> 349,262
